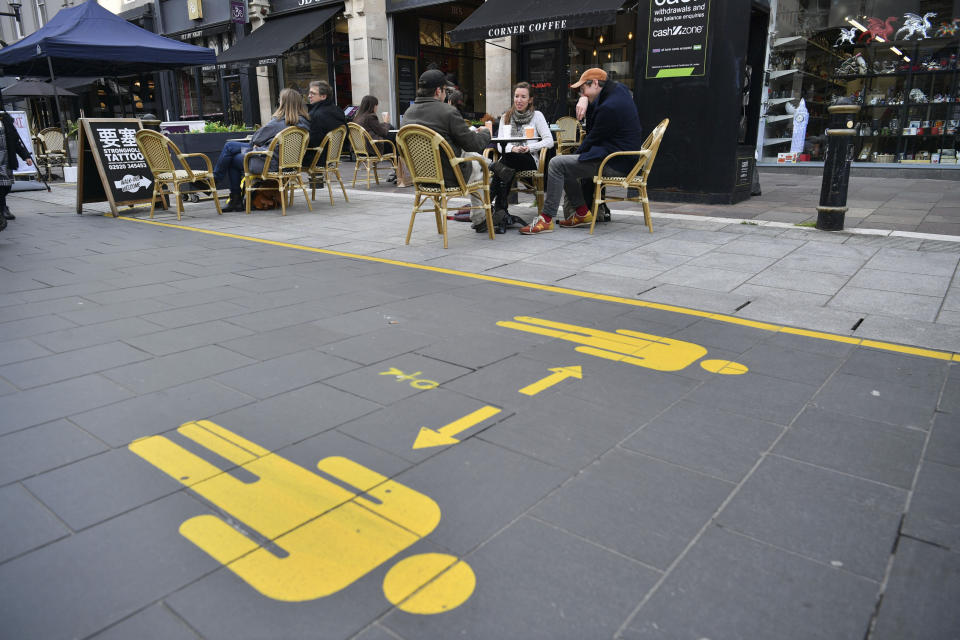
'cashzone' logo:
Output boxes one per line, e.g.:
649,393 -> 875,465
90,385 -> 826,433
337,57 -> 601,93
652,25 -> 705,37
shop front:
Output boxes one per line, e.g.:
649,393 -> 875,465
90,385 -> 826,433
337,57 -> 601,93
216,0 -> 350,119
388,0 -> 485,120
761,0 -> 960,170
448,0 -> 633,121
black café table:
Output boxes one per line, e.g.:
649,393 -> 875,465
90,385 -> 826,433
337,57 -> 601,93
490,136 -> 540,153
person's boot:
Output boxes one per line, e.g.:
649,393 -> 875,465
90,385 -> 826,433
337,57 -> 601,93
223,191 -> 244,212
2,205 -> 14,220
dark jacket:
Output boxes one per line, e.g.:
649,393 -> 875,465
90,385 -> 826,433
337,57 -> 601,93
306,96 -> 347,166
400,96 -> 491,185
579,81 -> 644,174
247,115 -> 310,175
355,111 -> 392,154
0,111 -> 31,170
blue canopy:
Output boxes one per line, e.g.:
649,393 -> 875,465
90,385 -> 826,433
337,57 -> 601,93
0,0 -> 216,77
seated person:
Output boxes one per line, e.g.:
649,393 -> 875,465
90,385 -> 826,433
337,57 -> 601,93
400,69 -> 491,204
353,94 -> 408,187
521,68 -> 643,235
305,80 -> 346,170
212,88 -> 310,211
488,81 -> 553,228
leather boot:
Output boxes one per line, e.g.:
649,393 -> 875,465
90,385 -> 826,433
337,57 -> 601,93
223,191 -> 244,212
2,205 -> 14,220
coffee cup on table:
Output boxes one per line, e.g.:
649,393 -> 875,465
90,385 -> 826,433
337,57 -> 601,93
382,111 -> 390,123
524,125 -> 535,138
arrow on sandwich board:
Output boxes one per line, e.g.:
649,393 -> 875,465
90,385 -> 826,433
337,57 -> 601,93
518,365 -> 583,396
412,406 -> 502,449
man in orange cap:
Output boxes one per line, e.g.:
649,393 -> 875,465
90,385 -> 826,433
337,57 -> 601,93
520,67 -> 644,235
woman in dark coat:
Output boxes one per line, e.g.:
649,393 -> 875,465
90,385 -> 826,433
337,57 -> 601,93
353,94 -> 408,187
0,109 -> 33,225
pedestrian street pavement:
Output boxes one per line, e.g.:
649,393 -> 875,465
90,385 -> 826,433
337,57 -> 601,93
0,183 -> 958,639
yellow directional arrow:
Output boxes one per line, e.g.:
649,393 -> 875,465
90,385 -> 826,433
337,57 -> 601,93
412,406 -> 502,450
518,366 -> 583,396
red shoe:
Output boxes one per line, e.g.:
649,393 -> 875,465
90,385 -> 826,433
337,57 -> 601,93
520,215 -> 554,235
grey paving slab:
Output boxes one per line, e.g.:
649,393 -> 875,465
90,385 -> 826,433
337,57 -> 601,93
747,267 -> 849,295
210,381 -> 380,452
57,298 -> 173,326
840,345 -> 951,389
138,300 -> 251,329
813,372 -> 939,429
28,316 -> 165,353
715,236 -> 804,258
684,370 -> 817,425
739,341 -> 844,384
0,337 -> 52,365
384,517 -> 659,640
23,448 -> 183,530
326,353 -> 471,405
654,264 -> 754,292
1,374 -> 134,437
122,319 -> 255,356
870,538 -> 960,640
0,312 -> 78,340
847,267 -> 952,297
69,378 -> 254,447
0,483 -> 70,562
622,525 -> 878,639
672,317 -> 770,354
739,298 -> 864,335
637,283 -> 750,314
395,439 -> 568,555
89,604 -> 201,640
217,322 -> 351,361
926,411 -> 960,467
775,406 -> 924,488
212,349 -> 359,400
834,287 -> 941,326
0,419 -> 108,486
622,400 -> 783,483
101,345 -> 256,394
0,341 -> 151,389
532,448 -> 732,569
901,460 -> 960,549
687,251 -> 778,272
319,326 -> 435,366
864,247 -> 960,276
717,456 -> 906,581
771,252 -> 867,276
0,494 -> 220,640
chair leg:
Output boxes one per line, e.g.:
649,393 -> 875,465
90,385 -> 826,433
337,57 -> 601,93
641,187 -> 653,233
174,184 -> 183,221
483,188 -> 494,240
440,196 -> 449,249
245,182 -> 252,214
148,183 -> 160,219
336,169 -> 349,203
325,170 -> 335,206
588,182 -> 603,235
207,178 -> 223,215
352,161 -> 360,187
300,177 -> 312,211
280,179 -> 287,216
406,193 -> 422,245
434,197 -> 443,234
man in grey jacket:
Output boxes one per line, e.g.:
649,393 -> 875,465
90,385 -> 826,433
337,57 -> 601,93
400,69 -> 491,190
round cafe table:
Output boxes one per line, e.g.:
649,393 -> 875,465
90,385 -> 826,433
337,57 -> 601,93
489,136 -> 540,153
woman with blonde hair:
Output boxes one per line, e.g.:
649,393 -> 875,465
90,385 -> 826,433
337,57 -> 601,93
212,87 -> 310,211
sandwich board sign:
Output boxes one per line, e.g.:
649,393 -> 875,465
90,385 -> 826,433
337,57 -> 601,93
76,118 -> 154,216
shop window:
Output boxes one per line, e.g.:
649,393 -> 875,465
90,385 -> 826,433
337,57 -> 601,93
200,68 -> 223,119
419,19 -> 442,48
177,70 -> 199,118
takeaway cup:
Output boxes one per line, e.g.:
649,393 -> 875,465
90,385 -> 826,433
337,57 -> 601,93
524,125 -> 535,138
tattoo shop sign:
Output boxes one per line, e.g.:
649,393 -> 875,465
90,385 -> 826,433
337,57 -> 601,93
76,118 -> 154,216
646,0 -> 711,79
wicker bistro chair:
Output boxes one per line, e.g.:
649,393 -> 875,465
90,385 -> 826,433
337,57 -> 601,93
347,122 -> 400,189
135,129 -> 222,221
482,145 -> 548,212
243,126 -> 312,216
34,127 -> 67,180
305,125 -> 349,205
554,116 -> 583,155
587,118 -> 669,235
395,124 -> 494,249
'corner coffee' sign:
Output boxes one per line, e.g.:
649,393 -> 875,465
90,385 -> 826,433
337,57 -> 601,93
76,118 -> 155,216
646,0 -> 711,79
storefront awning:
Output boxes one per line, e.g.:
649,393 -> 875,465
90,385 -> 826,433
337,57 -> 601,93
217,4 -> 342,66
447,0 -> 625,44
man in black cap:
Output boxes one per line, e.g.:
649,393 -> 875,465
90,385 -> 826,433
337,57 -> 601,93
400,69 -> 491,194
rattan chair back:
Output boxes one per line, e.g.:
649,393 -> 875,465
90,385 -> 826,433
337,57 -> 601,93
37,127 -> 66,155
555,116 -> 581,154
396,124 -> 455,191
136,129 -> 178,176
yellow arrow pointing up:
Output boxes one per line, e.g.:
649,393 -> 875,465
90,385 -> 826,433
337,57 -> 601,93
412,406 -> 502,450
518,365 -> 583,396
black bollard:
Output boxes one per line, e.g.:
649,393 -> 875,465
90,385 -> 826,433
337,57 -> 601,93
816,99 -> 860,231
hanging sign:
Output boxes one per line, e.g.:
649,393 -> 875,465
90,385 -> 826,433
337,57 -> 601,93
645,0 -> 711,79
230,0 -> 247,23
75,118 -> 154,217
188,0 -> 203,20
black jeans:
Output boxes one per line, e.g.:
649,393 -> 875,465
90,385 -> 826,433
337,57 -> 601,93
490,152 -> 536,211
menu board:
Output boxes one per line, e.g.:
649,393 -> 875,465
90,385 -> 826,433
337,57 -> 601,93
76,118 -> 154,216
645,0 -> 711,79
396,55 -> 417,118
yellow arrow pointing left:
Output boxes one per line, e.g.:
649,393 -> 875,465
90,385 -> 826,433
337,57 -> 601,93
412,406 -> 502,450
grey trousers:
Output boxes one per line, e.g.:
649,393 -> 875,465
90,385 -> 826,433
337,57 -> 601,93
542,154 -> 602,217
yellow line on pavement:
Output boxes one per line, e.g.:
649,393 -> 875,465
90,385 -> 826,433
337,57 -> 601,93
117,216 -> 960,363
